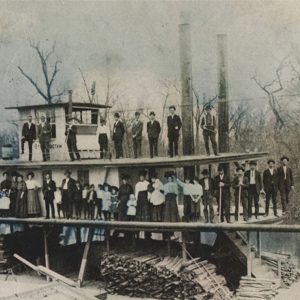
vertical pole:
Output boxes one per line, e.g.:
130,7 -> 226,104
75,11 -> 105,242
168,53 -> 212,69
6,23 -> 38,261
106,229 -> 110,254
179,13 -> 194,179
182,232 -> 187,262
78,227 -> 94,287
68,90 -> 73,120
76,227 -> 81,245
43,228 -> 50,282
247,231 -> 252,277
256,231 -> 261,258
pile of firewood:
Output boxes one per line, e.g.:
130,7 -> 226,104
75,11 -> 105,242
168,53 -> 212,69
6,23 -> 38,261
235,276 -> 279,299
99,253 -> 232,299
261,252 -> 300,287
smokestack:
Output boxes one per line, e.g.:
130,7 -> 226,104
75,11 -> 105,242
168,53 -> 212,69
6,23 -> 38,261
217,34 -> 229,153
68,90 -> 73,119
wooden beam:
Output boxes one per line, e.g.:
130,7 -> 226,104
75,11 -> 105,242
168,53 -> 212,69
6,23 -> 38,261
78,227 -> 94,287
43,228 -> 50,282
247,231 -> 252,276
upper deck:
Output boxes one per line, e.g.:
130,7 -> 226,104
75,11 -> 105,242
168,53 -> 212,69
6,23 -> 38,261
0,151 -> 268,170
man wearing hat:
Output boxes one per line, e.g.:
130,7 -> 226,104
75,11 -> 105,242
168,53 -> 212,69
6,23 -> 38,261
21,115 -> 36,161
65,118 -> 81,161
213,165 -> 231,223
277,156 -> 294,214
167,105 -> 182,157
131,111 -> 143,159
61,170 -> 76,219
38,115 -> 52,161
244,161 -> 262,219
201,104 -> 218,156
263,159 -> 278,217
232,167 -> 249,222
112,113 -> 125,159
147,111 -> 161,158
200,169 -> 215,223
96,119 -> 110,159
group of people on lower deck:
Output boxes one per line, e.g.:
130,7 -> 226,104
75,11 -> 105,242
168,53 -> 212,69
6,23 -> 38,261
0,155 -> 294,222
20,104 -> 218,162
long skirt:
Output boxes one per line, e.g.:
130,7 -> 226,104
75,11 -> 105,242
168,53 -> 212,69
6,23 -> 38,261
118,196 -> 129,221
136,191 -> 150,221
191,200 -> 201,221
27,190 -> 41,216
15,191 -> 28,218
183,195 -> 192,222
163,193 -> 179,222
151,204 -> 164,222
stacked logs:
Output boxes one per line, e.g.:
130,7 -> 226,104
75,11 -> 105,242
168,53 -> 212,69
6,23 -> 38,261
261,252 -> 300,287
235,277 -> 279,299
99,253 -> 232,299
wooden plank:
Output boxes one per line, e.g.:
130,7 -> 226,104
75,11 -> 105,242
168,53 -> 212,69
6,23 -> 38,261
43,228 -> 50,282
78,227 -> 95,287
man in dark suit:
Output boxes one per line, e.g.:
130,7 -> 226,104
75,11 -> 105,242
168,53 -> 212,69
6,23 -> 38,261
43,172 -> 57,219
213,165 -> 231,223
232,167 -> 249,221
65,118 -> 81,161
61,170 -> 76,219
112,113 -> 125,159
244,161 -> 262,219
200,169 -> 215,223
147,111 -> 161,158
201,104 -> 218,156
263,159 -> 278,217
167,105 -> 182,157
277,156 -> 294,215
131,111 -> 143,158
21,115 -> 36,161
38,115 -> 52,161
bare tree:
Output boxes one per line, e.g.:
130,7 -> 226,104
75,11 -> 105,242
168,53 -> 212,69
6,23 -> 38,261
18,41 -> 64,104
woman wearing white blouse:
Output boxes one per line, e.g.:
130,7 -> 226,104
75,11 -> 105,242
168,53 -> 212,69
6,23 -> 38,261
135,171 -> 150,222
25,172 -> 41,216
148,175 -> 165,222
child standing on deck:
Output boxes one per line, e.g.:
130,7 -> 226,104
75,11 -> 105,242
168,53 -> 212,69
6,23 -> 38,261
110,186 -> 119,220
82,184 -> 89,219
87,184 -> 97,220
127,194 -> 137,221
102,183 -> 112,221
96,184 -> 104,220
74,181 -> 82,219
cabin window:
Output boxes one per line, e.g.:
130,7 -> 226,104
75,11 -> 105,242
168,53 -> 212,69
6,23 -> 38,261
77,170 -> 89,186
70,108 -> 98,125
35,109 -> 56,138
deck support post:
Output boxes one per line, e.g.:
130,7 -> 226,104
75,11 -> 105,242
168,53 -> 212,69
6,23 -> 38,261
256,231 -> 261,258
247,231 -> 252,276
182,232 -> 187,261
105,229 -> 110,254
43,227 -> 50,282
78,227 -> 94,287
76,227 -> 81,244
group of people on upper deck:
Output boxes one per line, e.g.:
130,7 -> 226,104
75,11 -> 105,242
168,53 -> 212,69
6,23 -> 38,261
0,156 -> 294,223
20,104 -> 218,162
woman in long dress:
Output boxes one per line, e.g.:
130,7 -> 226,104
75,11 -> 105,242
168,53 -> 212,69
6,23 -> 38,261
10,172 -> 18,216
148,174 -> 165,222
26,172 -> 41,217
118,174 -> 133,221
163,171 -> 179,222
190,177 -> 203,221
135,170 -> 150,222
15,174 -> 28,218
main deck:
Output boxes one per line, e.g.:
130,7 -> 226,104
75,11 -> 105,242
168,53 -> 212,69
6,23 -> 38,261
0,151 -> 268,169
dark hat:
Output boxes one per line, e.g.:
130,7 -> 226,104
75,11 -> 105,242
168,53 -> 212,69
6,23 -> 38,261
201,169 -> 209,176
217,165 -> 224,172
236,166 -> 245,172
26,171 -> 34,178
64,170 -> 71,175
121,173 -> 130,180
2,171 -> 8,176
98,184 -> 104,189
281,156 -> 289,161
149,111 -> 156,116
135,111 -> 140,116
114,112 -> 120,118
249,160 -> 257,166
111,185 -> 119,193
11,171 -> 19,177
204,103 -> 213,110
267,159 -> 275,164
100,118 -> 106,123
164,171 -> 175,178
169,105 -> 176,110
103,182 -> 111,190
139,170 -> 147,177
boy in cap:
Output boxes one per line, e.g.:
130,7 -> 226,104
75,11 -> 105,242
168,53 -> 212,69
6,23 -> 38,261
112,112 -> 125,159
213,165 -> 231,223
263,159 -> 278,217
200,169 -> 215,223
244,161 -> 262,219
232,167 -> 249,222
131,111 -> 143,158
147,111 -> 161,158
201,104 -> 218,156
277,156 -> 294,215
167,105 -> 182,157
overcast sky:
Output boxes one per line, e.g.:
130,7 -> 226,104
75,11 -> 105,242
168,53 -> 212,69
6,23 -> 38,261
0,0 -> 300,120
